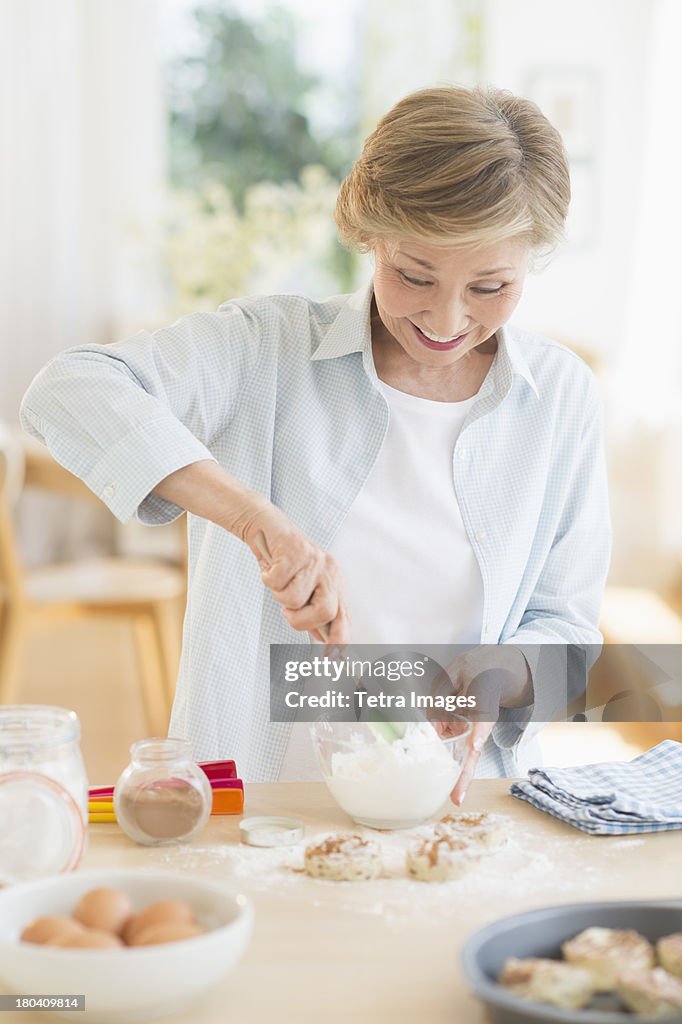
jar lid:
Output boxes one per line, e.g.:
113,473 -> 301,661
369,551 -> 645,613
0,772 -> 85,885
0,704 -> 80,748
239,815 -> 304,848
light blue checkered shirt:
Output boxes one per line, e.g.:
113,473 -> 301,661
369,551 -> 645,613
20,281 -> 611,780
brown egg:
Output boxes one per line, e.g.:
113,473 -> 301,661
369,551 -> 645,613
72,887 -> 133,936
21,916 -> 84,945
55,928 -> 124,949
123,900 -> 197,945
129,922 -> 205,946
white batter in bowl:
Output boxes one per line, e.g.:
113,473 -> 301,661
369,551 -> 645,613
311,718 -> 471,829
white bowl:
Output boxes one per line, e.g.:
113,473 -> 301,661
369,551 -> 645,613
311,718 -> 472,829
0,869 -> 253,1022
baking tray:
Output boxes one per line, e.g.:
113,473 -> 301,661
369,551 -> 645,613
461,900 -> 682,1023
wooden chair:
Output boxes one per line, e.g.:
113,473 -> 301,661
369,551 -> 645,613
0,429 -> 186,735
595,585 -> 682,746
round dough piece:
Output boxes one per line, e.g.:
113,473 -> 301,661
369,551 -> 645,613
616,966 -> 682,1018
435,811 -> 508,849
499,957 -> 595,1010
406,833 -> 480,882
657,933 -> 682,978
303,834 -> 382,882
561,927 -> 654,991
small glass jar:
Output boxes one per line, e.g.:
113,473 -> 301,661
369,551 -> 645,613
0,705 -> 88,884
114,737 -> 212,846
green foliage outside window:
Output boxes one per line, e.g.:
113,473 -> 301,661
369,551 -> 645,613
162,3 -> 358,305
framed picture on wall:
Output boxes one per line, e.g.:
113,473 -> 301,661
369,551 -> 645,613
525,67 -> 600,247
525,66 -> 600,161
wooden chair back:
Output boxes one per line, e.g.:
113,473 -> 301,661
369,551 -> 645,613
0,430 -> 25,605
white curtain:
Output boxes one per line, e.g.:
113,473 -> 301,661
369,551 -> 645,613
618,0 -> 682,421
0,0 -> 166,562
607,0 -> 682,585
0,0 -> 166,426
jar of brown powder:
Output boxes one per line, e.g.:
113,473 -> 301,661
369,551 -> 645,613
113,738 -> 212,846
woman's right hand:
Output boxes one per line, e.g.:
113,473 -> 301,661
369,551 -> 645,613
236,502 -> 350,644
152,461 -> 349,643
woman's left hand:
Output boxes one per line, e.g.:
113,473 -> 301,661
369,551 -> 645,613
431,645 -> 532,805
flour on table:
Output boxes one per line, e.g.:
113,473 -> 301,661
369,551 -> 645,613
149,816 -> 601,922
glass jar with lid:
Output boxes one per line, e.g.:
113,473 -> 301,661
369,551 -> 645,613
114,737 -> 212,846
0,705 -> 88,885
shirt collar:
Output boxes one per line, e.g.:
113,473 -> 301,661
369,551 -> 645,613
494,322 -> 539,398
310,279 -> 372,361
311,278 -> 539,398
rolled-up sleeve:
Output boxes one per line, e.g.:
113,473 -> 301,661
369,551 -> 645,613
19,306 -> 261,524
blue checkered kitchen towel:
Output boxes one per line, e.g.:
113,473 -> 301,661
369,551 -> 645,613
510,740 -> 682,834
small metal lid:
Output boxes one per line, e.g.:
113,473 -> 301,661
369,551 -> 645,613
239,815 -> 304,848
0,772 -> 85,885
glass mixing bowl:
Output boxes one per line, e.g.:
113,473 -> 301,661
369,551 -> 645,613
311,717 -> 472,830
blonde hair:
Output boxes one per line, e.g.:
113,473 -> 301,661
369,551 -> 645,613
335,85 -> 570,261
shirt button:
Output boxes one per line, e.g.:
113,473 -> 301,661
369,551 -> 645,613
103,484 -> 116,500
475,532 -> 487,543
457,447 -> 468,460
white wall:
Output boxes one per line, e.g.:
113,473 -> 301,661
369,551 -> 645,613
481,0 -> 655,357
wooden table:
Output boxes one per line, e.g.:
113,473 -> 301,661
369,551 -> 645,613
2,781 -> 681,1023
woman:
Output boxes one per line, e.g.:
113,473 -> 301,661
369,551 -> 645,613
20,86 -> 611,799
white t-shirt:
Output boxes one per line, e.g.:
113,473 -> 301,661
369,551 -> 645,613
278,380 -> 484,780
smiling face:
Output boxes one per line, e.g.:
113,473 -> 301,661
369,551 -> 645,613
371,237 -> 530,373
